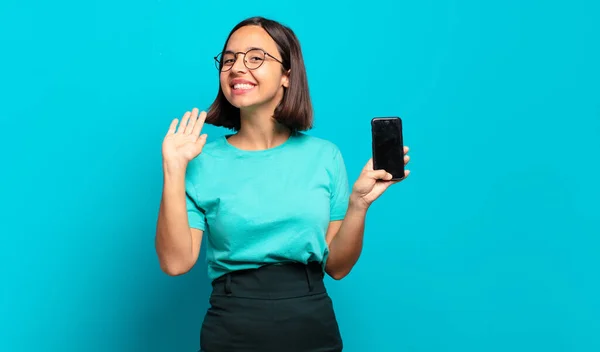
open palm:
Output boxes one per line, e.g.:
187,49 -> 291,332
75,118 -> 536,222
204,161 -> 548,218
162,108 -> 208,169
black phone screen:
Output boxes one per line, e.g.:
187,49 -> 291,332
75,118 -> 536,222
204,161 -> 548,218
371,117 -> 404,180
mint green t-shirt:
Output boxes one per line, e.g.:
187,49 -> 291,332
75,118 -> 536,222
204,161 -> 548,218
185,132 -> 350,281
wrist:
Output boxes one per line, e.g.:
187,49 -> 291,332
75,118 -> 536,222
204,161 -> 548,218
163,157 -> 187,172
348,193 -> 369,214
163,160 -> 187,182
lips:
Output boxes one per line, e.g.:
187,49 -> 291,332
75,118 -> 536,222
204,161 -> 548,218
230,79 -> 256,89
230,78 -> 256,94
233,83 -> 255,90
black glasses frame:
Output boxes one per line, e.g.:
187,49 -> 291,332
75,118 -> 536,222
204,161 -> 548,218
214,48 -> 283,72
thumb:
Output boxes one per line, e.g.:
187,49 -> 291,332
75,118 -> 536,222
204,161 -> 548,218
367,169 -> 392,181
196,134 -> 208,146
193,134 -> 208,154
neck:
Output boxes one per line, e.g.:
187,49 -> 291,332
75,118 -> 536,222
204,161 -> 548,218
231,108 -> 291,150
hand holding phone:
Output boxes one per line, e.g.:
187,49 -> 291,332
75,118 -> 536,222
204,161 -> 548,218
371,117 -> 406,181
348,116 -> 409,209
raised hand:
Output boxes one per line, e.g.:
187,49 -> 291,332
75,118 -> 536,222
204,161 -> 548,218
162,108 -> 208,171
350,146 -> 410,210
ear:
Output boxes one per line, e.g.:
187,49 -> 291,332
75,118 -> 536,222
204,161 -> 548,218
282,69 -> 291,88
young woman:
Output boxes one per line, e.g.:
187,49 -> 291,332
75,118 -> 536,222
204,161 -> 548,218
155,16 -> 410,352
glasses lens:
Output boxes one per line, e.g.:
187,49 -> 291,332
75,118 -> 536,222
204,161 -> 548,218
218,52 -> 236,71
244,49 -> 265,70
214,54 -> 222,70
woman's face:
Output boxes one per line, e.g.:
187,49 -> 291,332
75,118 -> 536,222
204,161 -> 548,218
219,25 -> 289,113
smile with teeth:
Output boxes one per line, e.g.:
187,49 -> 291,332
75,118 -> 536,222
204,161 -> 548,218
233,83 -> 255,90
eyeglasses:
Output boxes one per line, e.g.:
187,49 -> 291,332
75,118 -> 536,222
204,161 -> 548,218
214,48 -> 283,72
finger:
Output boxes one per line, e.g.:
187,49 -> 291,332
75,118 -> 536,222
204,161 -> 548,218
391,170 -> 410,182
392,170 -> 410,181
404,146 -> 409,154
404,155 -> 410,165
192,111 -> 207,137
195,133 -> 208,149
185,108 -> 199,134
367,169 -> 392,180
177,111 -> 191,134
167,118 -> 178,135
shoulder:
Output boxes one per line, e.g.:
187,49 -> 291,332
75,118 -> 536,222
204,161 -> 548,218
291,134 -> 347,179
185,137 -> 227,174
199,136 -> 228,156
292,133 -> 343,159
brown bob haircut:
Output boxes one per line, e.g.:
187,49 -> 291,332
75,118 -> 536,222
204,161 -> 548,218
205,16 -> 313,132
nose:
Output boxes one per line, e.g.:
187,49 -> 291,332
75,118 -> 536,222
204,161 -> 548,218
231,53 -> 247,73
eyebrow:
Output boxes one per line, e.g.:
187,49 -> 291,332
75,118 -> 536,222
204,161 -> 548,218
223,46 -> 264,54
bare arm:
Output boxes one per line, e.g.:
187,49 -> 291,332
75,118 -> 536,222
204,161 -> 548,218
325,198 -> 367,280
155,164 -> 203,276
155,108 -> 208,276
325,149 -> 410,280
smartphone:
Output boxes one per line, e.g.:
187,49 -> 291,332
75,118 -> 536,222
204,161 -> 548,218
371,117 -> 405,180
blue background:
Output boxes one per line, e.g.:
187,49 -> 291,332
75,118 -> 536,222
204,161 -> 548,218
1,0 -> 599,351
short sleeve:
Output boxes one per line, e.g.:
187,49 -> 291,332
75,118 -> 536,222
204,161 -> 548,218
186,179 -> 207,231
329,147 -> 350,220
